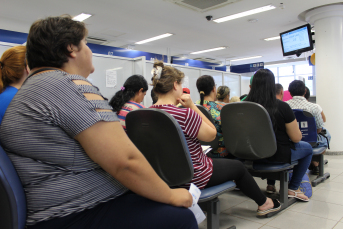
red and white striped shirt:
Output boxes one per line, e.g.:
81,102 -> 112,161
150,104 -> 213,189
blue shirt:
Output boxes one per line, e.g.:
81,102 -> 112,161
0,86 -> 18,125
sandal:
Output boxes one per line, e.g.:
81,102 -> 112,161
288,189 -> 309,202
257,199 -> 281,216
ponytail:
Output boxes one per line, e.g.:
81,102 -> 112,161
200,91 -> 205,106
109,75 -> 148,113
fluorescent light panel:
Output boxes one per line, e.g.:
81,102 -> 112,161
135,33 -> 173,44
214,5 -> 276,23
73,13 -> 92,22
190,47 -> 227,54
230,56 -> 262,62
264,36 -> 280,41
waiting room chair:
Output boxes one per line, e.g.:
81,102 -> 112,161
126,108 -> 236,229
221,102 -> 298,215
0,144 -> 26,229
293,109 -> 330,186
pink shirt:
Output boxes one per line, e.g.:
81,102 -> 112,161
150,104 -> 213,189
118,101 -> 145,131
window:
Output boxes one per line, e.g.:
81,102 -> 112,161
279,66 -> 293,76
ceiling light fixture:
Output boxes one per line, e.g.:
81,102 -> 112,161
214,5 -> 276,23
190,47 -> 227,54
73,13 -> 92,22
264,36 -> 280,41
230,56 -> 262,61
135,33 -> 173,44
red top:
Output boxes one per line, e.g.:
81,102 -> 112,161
150,104 -> 213,189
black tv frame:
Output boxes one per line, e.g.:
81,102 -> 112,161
280,24 -> 314,57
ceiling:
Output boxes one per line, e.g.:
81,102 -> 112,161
0,0 -> 339,66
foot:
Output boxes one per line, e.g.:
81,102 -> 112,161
288,189 -> 309,201
312,161 -> 319,167
266,185 -> 276,194
311,166 -> 319,175
257,198 -> 281,216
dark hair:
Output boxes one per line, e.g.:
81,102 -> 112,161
217,86 -> 230,100
240,94 -> 248,100
26,15 -> 87,69
0,46 -> 26,92
196,75 -> 215,105
151,61 -> 184,94
245,69 -> 278,130
304,86 -> 310,100
275,83 -> 283,95
288,80 -> 305,97
109,75 -> 148,113
151,89 -> 158,104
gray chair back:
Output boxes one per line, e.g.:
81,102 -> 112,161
221,102 -> 277,160
126,108 -> 194,186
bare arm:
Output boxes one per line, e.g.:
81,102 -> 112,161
285,119 -> 302,143
73,80 -> 192,208
178,94 -> 216,142
75,121 -> 192,208
321,111 -> 326,123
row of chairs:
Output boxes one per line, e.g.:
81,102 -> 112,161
0,102 -> 329,229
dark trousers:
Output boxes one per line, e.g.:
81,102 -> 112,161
206,158 -> 267,206
27,193 -> 198,229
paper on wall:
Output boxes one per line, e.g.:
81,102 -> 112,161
106,69 -> 117,88
189,183 -> 206,224
182,76 -> 189,88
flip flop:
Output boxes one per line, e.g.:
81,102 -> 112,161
288,189 -> 309,202
257,199 -> 281,216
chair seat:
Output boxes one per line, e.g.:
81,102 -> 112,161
199,181 -> 236,203
312,146 -> 327,155
251,161 -> 299,173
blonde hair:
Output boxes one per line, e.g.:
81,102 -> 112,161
216,86 -> 230,100
151,60 -> 184,94
230,96 -> 240,103
0,46 -> 26,92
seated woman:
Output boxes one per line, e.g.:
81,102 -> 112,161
109,75 -> 148,131
150,61 -> 281,216
216,85 -> 230,103
0,45 -> 29,124
245,69 -> 312,201
195,75 -> 228,158
0,16 -> 196,229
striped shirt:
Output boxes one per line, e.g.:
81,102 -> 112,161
118,101 -> 145,131
286,96 -> 324,129
150,104 -> 213,189
0,70 -> 128,225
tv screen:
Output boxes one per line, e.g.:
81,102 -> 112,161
280,24 -> 313,56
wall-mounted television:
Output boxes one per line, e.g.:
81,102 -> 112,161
280,24 -> 314,57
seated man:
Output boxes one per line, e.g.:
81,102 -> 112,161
287,80 -> 331,173
275,83 -> 284,101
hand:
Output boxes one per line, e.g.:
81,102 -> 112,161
177,94 -> 195,109
168,188 -> 193,208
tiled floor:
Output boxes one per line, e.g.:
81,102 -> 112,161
199,155 -> 343,229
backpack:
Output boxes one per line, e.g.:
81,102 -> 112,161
289,169 -> 312,198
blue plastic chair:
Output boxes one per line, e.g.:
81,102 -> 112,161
0,144 -> 26,229
221,102 -> 299,215
293,109 -> 330,186
126,108 -> 236,229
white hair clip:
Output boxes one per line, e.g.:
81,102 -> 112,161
151,66 -> 162,80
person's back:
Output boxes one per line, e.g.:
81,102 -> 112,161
286,80 -> 324,131
0,45 -> 28,125
109,75 -> 147,131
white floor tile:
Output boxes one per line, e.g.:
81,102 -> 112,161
333,222 -> 343,229
266,211 -> 338,229
198,213 -> 263,229
311,189 -> 343,206
289,199 -> 343,221
218,192 -> 249,212
259,226 -> 280,229
320,182 -> 343,193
